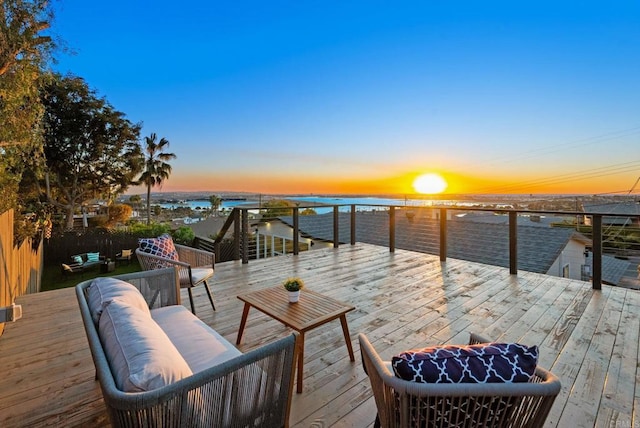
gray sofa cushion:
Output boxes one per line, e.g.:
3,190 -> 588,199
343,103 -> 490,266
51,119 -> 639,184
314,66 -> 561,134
151,305 -> 242,373
99,300 -> 193,392
88,277 -> 151,324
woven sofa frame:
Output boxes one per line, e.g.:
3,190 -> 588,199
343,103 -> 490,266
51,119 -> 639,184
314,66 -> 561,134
76,268 -> 298,428
359,332 -> 562,428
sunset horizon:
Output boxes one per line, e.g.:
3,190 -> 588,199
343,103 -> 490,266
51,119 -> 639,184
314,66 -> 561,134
54,2 -> 640,199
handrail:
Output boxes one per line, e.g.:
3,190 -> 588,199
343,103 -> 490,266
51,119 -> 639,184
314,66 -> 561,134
211,204 -> 639,290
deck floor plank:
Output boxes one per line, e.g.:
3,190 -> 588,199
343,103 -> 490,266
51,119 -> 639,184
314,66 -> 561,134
0,243 -> 637,428
594,288 -> 640,428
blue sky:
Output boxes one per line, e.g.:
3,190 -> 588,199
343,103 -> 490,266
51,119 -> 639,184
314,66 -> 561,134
52,1 -> 640,195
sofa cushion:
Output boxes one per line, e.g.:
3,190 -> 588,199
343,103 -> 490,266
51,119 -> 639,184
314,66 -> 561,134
392,342 -> 538,383
88,277 -> 151,324
99,300 -> 193,392
87,252 -> 100,262
73,255 -> 83,264
151,305 -> 242,373
138,234 -> 179,267
180,267 -> 214,287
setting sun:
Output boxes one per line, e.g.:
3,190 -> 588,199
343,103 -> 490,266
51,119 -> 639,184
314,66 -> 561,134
413,173 -> 448,194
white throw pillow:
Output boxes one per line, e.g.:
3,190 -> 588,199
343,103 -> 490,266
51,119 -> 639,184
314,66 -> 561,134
88,277 -> 151,324
99,300 -> 193,392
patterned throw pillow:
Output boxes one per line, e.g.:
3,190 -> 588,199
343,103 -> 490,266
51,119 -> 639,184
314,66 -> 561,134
73,255 -> 83,264
138,234 -> 179,268
392,342 -> 538,383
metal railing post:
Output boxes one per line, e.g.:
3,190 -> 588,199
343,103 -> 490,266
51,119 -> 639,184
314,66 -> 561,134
241,209 -> 249,264
389,206 -> 395,253
592,214 -> 602,290
440,208 -> 447,262
509,211 -> 517,274
333,206 -> 339,248
293,208 -> 299,255
233,209 -> 241,261
351,204 -> 356,245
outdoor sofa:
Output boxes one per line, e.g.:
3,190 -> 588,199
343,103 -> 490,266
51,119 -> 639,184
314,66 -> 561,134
76,268 -> 298,428
62,252 -> 105,275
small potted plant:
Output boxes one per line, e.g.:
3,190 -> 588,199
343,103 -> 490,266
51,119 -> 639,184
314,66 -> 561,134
282,277 -> 304,303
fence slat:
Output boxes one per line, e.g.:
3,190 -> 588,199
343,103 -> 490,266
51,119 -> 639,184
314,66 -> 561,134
0,210 -> 43,337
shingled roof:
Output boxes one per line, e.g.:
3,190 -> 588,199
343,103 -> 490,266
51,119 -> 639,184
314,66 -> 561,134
277,211 -> 629,284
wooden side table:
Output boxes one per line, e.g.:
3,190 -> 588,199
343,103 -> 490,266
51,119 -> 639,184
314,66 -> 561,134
237,286 -> 355,393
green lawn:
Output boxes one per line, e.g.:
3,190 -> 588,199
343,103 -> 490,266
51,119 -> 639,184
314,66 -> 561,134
41,260 -> 142,292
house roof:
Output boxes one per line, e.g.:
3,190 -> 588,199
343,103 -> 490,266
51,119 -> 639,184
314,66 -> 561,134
277,211 -> 629,285
582,201 -> 640,215
589,255 -> 631,286
455,211 -> 570,227
582,201 -> 640,226
184,216 -> 234,239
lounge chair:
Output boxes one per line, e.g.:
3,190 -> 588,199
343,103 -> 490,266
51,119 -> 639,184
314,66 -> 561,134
136,238 -> 216,315
359,332 -> 561,428
115,249 -> 132,265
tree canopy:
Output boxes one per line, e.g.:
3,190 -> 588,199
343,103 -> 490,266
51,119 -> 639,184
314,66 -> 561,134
41,73 -> 143,229
0,0 -> 54,217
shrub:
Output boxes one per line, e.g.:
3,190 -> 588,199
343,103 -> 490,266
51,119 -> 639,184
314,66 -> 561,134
172,226 -> 195,245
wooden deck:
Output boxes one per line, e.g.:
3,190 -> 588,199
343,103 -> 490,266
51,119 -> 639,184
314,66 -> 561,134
1,243 -> 638,427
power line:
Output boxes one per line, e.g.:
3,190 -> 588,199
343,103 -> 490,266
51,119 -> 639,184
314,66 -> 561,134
482,126 -> 640,167
472,160 -> 640,194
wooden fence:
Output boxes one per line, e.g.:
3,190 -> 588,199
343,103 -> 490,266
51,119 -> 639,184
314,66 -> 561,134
43,229 -> 141,265
0,210 -> 43,337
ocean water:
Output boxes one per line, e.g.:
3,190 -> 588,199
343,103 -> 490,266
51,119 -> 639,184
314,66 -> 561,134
159,196 -> 446,215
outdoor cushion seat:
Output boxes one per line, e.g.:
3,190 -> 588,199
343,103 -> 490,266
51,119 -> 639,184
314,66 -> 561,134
151,305 -> 242,373
62,263 -> 84,275
183,267 -> 214,287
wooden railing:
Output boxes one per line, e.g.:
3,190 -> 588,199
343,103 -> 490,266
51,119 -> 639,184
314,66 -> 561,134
209,205 -> 639,291
0,210 -> 43,336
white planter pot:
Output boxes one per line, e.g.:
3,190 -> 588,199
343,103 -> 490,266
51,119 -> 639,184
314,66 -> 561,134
288,290 -> 300,303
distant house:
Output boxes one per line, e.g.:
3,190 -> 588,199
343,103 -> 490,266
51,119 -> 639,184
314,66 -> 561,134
252,221 -> 331,259
582,201 -> 640,227
185,217 -> 232,239
274,210 -> 630,286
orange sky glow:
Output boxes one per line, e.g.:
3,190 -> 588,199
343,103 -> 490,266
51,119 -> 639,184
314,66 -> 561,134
135,169 -> 637,197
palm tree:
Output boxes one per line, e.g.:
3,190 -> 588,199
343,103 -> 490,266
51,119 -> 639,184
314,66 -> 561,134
139,133 -> 176,224
209,194 -> 222,217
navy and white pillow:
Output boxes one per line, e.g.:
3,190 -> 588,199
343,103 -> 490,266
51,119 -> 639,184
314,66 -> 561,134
138,234 -> 179,268
392,342 -> 538,383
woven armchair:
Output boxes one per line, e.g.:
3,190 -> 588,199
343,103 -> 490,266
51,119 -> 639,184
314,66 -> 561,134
76,269 -> 298,428
136,244 -> 215,314
359,333 -> 561,428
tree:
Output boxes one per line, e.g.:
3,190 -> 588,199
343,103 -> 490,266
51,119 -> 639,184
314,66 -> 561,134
107,204 -> 132,228
128,194 -> 141,213
0,0 -> 54,217
262,200 -> 294,219
138,133 -> 176,225
209,194 -> 222,217
41,74 -> 143,229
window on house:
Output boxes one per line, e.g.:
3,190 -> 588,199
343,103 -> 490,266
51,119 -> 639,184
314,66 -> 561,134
562,264 -> 570,278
